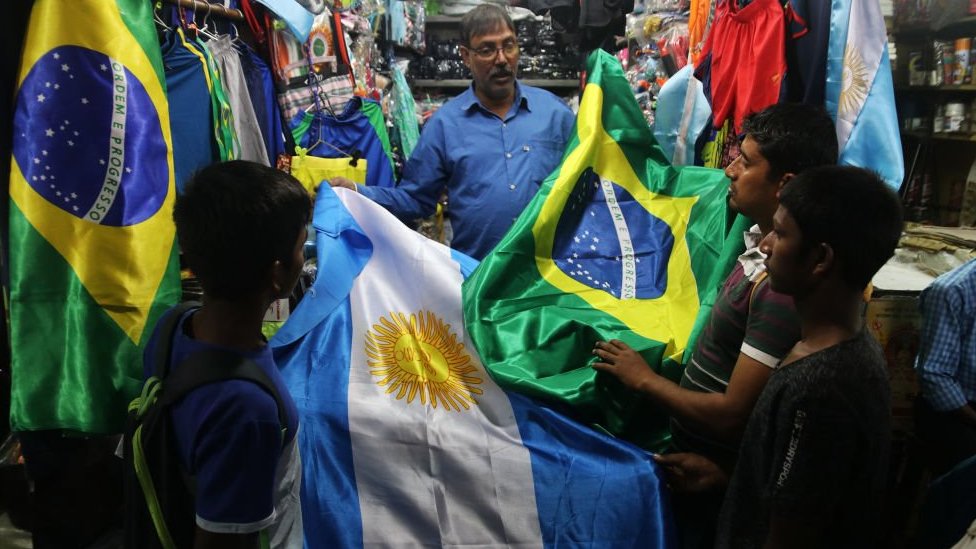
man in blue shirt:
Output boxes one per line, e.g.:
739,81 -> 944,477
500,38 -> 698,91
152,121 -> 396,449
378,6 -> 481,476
329,4 -> 576,260
915,259 -> 976,475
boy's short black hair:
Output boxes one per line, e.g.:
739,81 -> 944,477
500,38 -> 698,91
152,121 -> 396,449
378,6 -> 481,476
460,4 -> 515,47
779,165 -> 903,291
741,103 -> 839,180
174,161 -> 311,300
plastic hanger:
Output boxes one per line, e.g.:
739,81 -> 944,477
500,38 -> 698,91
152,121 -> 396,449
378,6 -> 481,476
153,2 -> 173,31
298,106 -> 362,167
301,128 -> 361,167
182,3 -> 219,41
197,2 -> 221,40
229,19 -> 243,45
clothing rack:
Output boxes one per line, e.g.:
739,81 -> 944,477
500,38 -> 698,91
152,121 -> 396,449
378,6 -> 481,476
161,0 -> 245,22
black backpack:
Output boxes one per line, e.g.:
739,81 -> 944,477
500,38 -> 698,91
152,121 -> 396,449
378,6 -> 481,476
123,302 -> 288,549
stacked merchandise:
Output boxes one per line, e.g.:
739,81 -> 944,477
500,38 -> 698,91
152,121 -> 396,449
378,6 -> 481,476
898,224 -> 976,277
893,0 -> 976,31
438,0 -> 507,16
388,0 -> 427,51
406,11 -> 579,82
621,1 -> 690,126
894,0 -> 976,227
514,15 -> 581,80
410,36 -> 468,81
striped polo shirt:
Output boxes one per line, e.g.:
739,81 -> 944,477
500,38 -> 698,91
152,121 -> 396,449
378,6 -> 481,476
670,229 -> 800,463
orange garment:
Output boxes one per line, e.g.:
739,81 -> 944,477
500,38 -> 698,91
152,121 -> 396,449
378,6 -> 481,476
688,0 -> 712,66
700,0 -> 785,132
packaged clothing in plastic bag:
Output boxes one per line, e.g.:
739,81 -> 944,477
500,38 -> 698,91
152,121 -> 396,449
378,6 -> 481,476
390,63 -> 420,158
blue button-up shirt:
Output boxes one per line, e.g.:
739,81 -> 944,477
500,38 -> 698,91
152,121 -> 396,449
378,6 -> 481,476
358,83 -> 575,260
915,259 -> 976,411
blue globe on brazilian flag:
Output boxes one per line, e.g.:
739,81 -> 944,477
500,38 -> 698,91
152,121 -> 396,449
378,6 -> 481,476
8,0 -> 180,434
463,50 -> 730,451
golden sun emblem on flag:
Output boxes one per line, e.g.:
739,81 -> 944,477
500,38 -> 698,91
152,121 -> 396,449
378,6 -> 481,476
839,46 -> 870,119
365,311 -> 483,412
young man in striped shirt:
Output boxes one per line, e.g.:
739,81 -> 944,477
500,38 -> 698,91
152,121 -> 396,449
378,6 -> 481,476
593,102 -> 838,548
658,166 -> 901,548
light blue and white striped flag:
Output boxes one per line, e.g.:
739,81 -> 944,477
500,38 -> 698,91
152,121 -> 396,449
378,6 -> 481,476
826,0 -> 903,190
271,186 -> 675,549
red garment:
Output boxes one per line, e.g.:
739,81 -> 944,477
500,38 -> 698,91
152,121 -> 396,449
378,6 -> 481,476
701,0 -> 786,131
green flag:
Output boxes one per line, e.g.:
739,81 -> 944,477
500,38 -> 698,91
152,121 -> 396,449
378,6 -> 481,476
463,50 -> 729,451
8,0 -> 180,433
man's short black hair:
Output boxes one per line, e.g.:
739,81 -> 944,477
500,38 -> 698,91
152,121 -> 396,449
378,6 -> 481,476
741,103 -> 839,179
779,165 -> 903,291
460,4 -> 515,46
174,160 -> 311,300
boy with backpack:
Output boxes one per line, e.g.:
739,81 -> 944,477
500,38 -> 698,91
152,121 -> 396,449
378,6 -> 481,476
127,160 -> 310,548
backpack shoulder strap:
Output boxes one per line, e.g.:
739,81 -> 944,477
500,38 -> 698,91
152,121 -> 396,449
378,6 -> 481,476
159,349 -> 289,436
748,270 -> 770,313
152,301 -> 202,379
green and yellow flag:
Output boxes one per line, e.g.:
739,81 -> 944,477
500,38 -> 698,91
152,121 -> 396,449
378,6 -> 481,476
8,0 -> 180,433
463,50 -> 729,451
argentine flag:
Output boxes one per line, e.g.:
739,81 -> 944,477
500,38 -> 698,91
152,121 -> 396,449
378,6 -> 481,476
826,0 -> 903,190
271,187 -> 675,548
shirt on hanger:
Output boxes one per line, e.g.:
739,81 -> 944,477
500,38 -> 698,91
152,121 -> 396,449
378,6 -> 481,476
162,28 -> 218,193
239,43 -> 286,163
206,35 -> 271,165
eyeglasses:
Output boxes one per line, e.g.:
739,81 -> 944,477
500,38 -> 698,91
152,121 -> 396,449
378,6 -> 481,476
465,41 -> 519,61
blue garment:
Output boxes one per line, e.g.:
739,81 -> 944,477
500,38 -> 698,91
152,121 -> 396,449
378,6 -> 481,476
915,259 -> 976,412
293,96 -> 397,190
161,29 -> 217,193
358,83 -> 576,260
142,306 -> 301,535
239,43 -> 286,164
782,0 -> 831,104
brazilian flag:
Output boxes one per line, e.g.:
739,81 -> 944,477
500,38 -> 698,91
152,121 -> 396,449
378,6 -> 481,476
8,0 -> 180,433
463,50 -> 729,451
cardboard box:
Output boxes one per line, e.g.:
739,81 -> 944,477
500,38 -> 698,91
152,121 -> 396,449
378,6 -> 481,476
865,295 -> 922,434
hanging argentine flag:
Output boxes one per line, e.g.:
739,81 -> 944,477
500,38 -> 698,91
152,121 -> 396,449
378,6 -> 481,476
462,50 -> 729,451
826,0 -> 904,190
8,0 -> 180,433
271,187 -> 675,548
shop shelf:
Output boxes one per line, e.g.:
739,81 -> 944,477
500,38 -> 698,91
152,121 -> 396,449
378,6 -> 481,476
896,85 -> 976,92
902,130 -> 976,142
